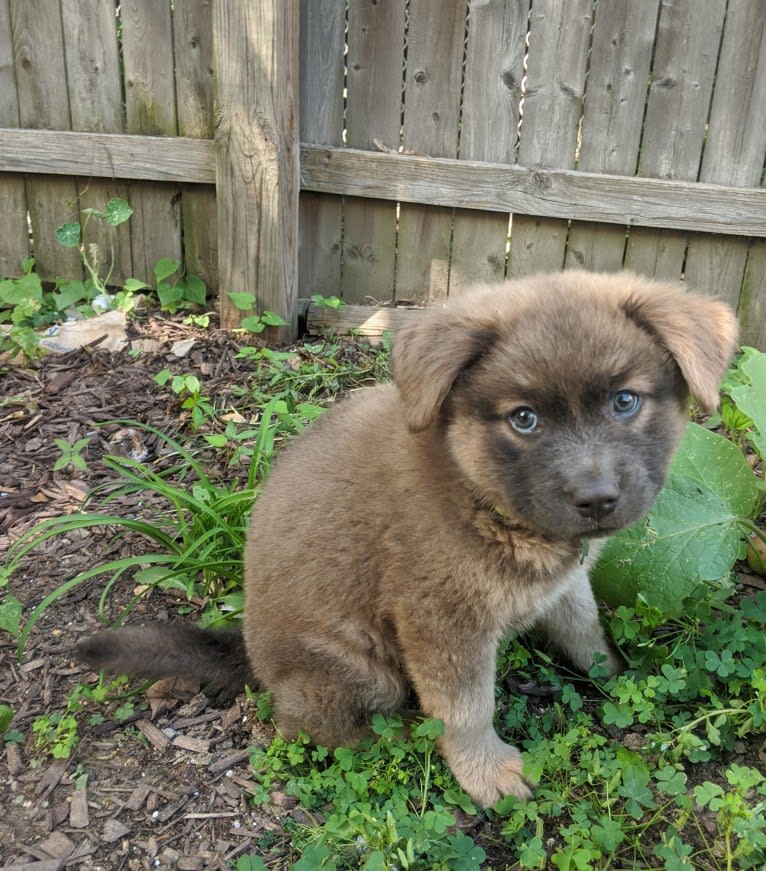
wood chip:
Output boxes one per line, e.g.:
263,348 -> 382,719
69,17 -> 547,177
69,787 -> 90,828
35,758 -> 68,798
6,741 -> 23,776
46,801 -> 70,832
101,817 -> 131,843
37,831 -> 75,859
19,658 -> 47,673
220,701 -> 242,730
171,710 -> 220,729
136,718 -> 171,752
178,856 -> 205,870
172,734 -> 210,754
1,861 -> 65,871
208,749 -> 250,774
125,783 -> 152,811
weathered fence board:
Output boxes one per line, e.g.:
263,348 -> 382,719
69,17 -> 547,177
624,0 -> 727,278
510,0 -> 593,277
297,0 -> 344,301
564,0 -> 659,273
0,1 -> 764,345
3,131 -> 764,237
0,0 -> 28,277
214,0 -> 299,332
61,0 -> 133,288
121,0 -> 182,285
11,0 -> 82,281
396,0 -> 468,301
342,0 -> 406,303
299,147 -> 766,238
173,0 -> 218,296
740,241 -> 766,350
684,1 -> 766,310
448,0 -> 528,293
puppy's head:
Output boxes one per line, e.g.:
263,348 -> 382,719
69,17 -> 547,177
393,271 -> 738,542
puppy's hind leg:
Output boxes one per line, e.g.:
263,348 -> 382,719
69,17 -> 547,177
267,653 -> 408,749
538,562 -> 623,677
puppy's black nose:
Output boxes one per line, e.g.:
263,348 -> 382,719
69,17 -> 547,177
572,482 -> 619,521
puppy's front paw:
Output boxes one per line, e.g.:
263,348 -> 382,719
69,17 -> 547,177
446,737 -> 534,808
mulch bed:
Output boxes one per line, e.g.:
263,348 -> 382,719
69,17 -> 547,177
0,313 -> 301,870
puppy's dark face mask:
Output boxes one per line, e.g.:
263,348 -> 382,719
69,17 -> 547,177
393,271 -> 738,545
444,302 -> 690,540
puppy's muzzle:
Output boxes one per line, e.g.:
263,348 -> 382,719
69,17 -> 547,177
570,478 -> 619,522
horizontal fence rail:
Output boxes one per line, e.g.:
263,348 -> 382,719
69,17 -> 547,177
1,131 -> 763,238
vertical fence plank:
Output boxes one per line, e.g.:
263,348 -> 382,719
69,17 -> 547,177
10,0 -> 82,281
121,0 -> 181,284
61,0 -> 133,288
174,0 -> 219,298
564,0 -> 659,273
739,240 -> 766,349
448,0 -> 528,294
342,0 -> 406,303
509,0 -> 593,277
396,0 -> 468,302
684,1 -> 766,310
214,0 -> 300,332
298,0 -> 344,300
509,0 -> 593,276
0,0 -> 28,276
623,0 -> 726,279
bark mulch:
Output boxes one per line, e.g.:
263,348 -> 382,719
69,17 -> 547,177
1,314 -> 299,870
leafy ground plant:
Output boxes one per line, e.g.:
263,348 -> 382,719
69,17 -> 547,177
0,196 -> 207,358
240,714 -> 485,871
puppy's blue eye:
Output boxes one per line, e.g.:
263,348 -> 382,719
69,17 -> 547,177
613,390 -> 640,417
509,407 -> 538,433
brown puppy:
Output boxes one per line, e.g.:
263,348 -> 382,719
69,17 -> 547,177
78,270 -> 737,807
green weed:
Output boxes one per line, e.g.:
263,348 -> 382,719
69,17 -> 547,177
0,197 -> 206,358
246,714 -> 484,870
53,436 -> 91,473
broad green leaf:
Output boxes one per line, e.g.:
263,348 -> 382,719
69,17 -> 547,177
239,315 -> 266,333
153,257 -> 180,283
180,274 -> 207,305
0,592 -> 22,636
52,280 -> 87,310
104,197 -> 133,226
157,282 -> 183,308
0,273 -> 44,305
56,222 -> 82,248
728,348 -> 766,459
123,278 -> 149,293
0,703 -> 14,735
228,291 -> 256,311
592,423 -> 759,616
260,310 -> 288,327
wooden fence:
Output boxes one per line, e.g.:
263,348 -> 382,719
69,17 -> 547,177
1,0 -> 765,346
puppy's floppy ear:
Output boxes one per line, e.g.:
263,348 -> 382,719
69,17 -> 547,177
621,280 -> 738,412
393,310 -> 497,431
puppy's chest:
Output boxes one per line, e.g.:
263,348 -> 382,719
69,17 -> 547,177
472,510 -> 582,621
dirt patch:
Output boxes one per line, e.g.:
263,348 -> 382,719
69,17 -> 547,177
0,314 -> 311,870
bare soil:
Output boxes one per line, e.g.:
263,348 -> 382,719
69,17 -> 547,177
1,314 -> 295,870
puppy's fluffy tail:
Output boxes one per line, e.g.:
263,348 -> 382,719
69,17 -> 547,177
76,624 -> 252,699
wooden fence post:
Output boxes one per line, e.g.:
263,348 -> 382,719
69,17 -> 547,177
213,0 -> 299,335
